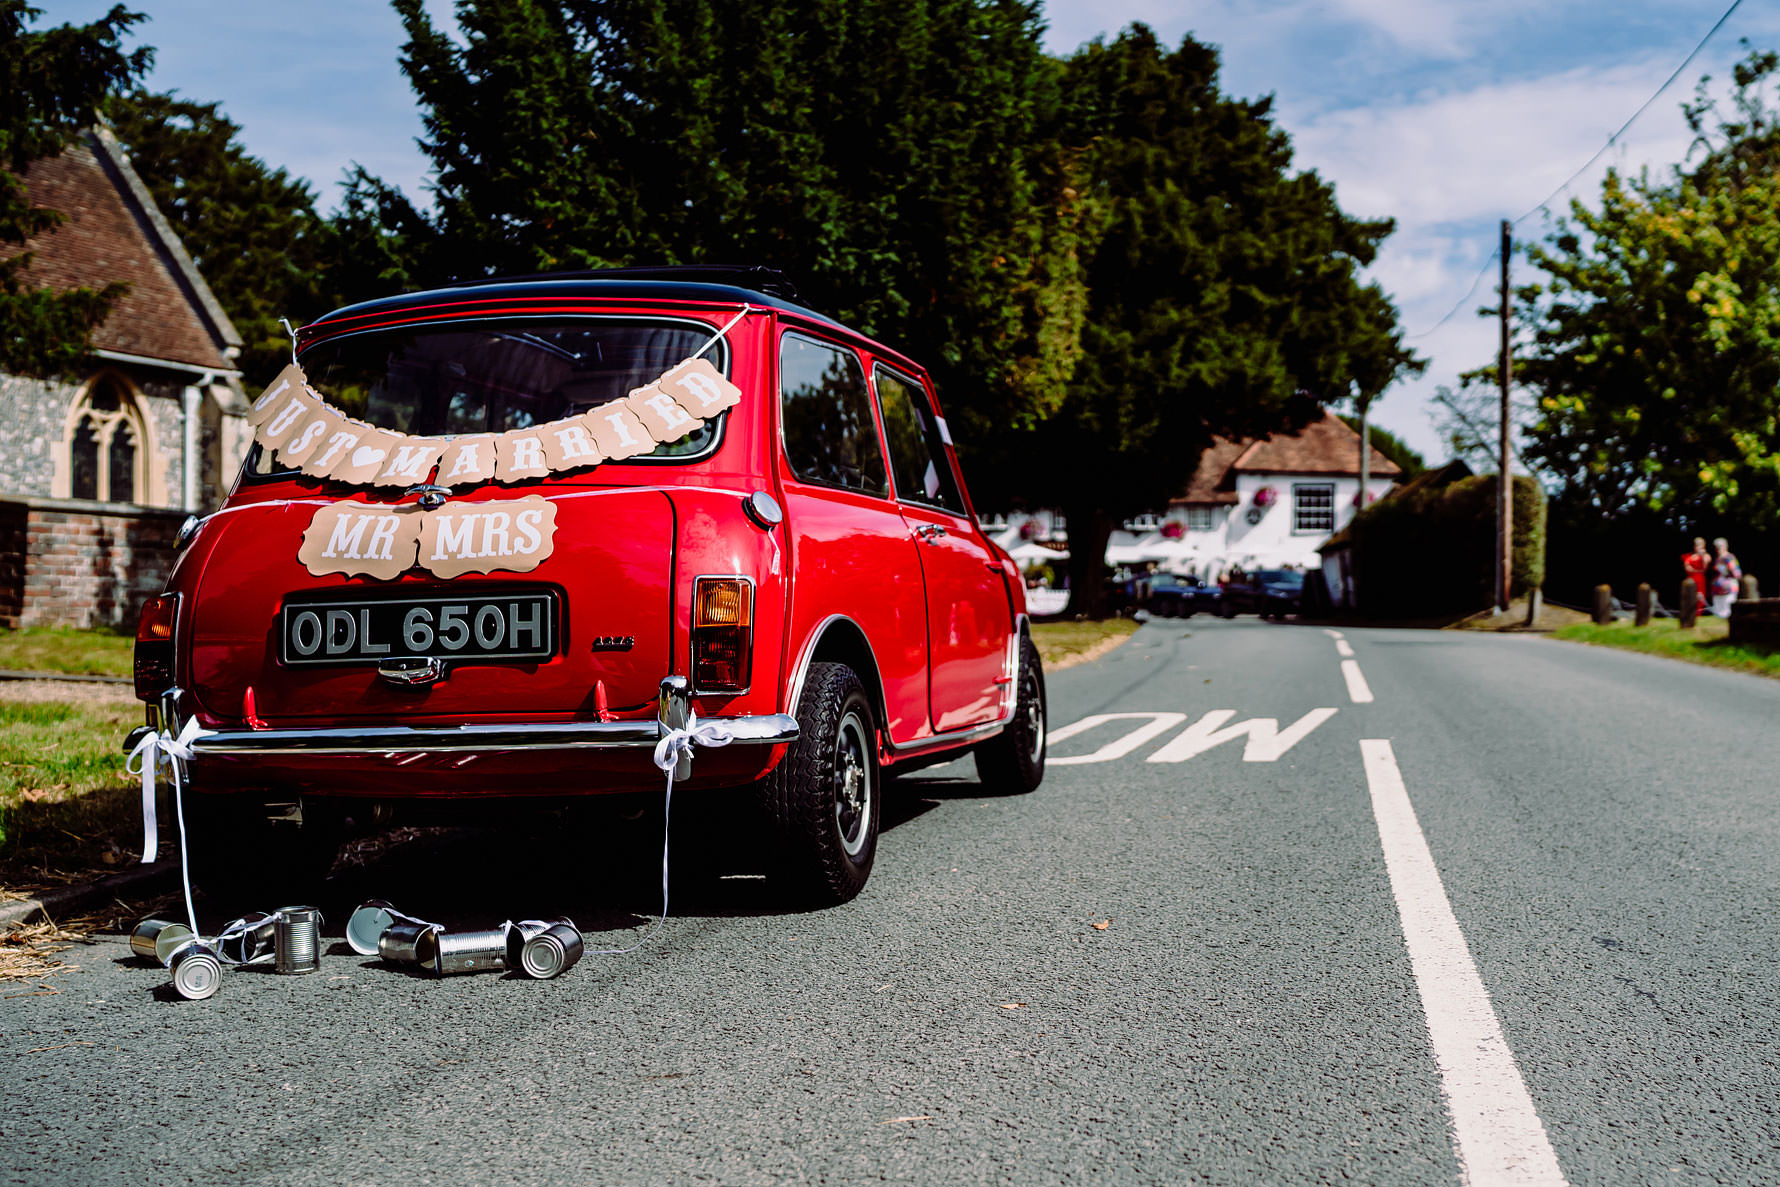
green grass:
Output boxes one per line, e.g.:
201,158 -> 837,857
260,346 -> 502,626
1551,615 -> 1780,679
1031,617 -> 1140,669
0,625 -> 133,677
0,697 -> 141,881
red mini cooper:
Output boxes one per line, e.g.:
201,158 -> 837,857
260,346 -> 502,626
134,267 -> 1046,905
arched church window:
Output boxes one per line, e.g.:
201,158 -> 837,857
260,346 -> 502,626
63,374 -> 149,503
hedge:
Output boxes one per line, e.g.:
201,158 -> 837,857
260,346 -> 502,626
1343,474 -> 1546,617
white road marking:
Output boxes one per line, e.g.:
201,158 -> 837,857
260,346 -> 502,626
1335,639 -> 1355,657
1341,658 -> 1374,703
1360,740 -> 1568,1187
1146,708 -> 1338,763
1048,712 -> 1187,765
1323,628 -> 1345,639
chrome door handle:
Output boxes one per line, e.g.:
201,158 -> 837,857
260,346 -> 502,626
913,523 -> 948,543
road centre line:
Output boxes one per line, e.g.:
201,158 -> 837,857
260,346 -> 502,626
1323,628 -> 1345,639
1341,659 -> 1374,703
1359,740 -> 1568,1187
1335,639 -> 1355,657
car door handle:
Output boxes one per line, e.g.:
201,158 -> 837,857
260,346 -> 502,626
913,524 -> 948,543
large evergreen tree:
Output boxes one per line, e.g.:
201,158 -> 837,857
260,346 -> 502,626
0,1 -> 151,375
1044,28 -> 1421,613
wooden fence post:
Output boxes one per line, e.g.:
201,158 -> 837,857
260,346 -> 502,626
1593,584 -> 1614,625
1634,583 -> 1653,626
1741,574 -> 1760,601
1679,579 -> 1698,628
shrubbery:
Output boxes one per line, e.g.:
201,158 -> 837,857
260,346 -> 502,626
1345,475 -> 1545,617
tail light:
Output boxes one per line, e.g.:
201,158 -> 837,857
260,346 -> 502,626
691,577 -> 752,693
134,594 -> 179,700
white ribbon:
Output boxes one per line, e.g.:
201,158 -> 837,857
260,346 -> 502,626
125,717 -> 214,865
650,712 -> 735,776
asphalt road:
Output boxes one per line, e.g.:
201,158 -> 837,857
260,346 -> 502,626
3,618 -> 1777,1185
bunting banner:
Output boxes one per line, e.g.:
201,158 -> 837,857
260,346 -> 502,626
247,355 -> 742,492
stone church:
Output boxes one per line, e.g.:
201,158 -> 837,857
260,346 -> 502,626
1,127 -> 251,629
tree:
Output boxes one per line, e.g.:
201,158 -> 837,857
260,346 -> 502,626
1515,50 -> 1780,528
0,1 -> 151,375
1042,28 -> 1421,614
105,90 -> 339,386
373,0 -> 1086,435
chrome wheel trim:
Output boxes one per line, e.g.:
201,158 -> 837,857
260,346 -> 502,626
1022,665 -> 1046,764
833,710 -> 873,857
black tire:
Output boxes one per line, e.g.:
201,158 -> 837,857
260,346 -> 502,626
180,795 -> 339,907
974,636 -> 1047,795
759,662 -> 879,905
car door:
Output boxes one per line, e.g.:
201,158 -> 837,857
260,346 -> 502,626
872,364 -> 1010,732
777,331 -> 933,744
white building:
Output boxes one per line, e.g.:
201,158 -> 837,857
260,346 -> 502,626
1165,410 -> 1400,578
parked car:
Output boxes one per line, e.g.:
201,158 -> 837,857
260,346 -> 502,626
1147,572 -> 1219,618
1218,568 -> 1305,619
132,266 -> 1047,905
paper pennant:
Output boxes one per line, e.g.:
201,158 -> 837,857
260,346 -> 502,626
299,502 -> 423,580
416,495 -> 558,580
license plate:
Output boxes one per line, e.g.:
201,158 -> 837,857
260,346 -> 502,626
280,593 -> 557,666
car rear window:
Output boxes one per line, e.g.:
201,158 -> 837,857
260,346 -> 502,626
245,316 -> 729,480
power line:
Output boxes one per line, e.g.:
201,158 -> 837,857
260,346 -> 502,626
1405,0 -> 1746,340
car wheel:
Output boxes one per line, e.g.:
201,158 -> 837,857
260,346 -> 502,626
974,635 -> 1047,795
1220,605 -> 1235,619
180,795 -> 340,906
759,662 -> 879,905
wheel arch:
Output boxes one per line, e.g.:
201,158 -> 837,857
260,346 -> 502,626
785,615 -> 890,736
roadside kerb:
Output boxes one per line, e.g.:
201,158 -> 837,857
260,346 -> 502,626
0,861 -> 176,931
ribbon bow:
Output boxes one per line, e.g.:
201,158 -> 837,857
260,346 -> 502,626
125,717 -> 214,864
651,712 -> 735,779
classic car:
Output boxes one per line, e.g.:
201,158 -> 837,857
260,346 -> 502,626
1145,572 -> 1219,618
1217,568 -> 1305,619
133,266 -> 1047,906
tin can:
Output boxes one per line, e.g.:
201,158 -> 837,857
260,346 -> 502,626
168,940 -> 223,1000
345,900 -> 406,957
273,905 -> 323,975
130,918 -> 194,966
431,928 -> 509,976
504,916 -> 576,968
518,923 -> 584,980
218,911 -> 276,965
377,921 -> 440,965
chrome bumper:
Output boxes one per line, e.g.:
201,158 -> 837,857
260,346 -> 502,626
157,677 -> 798,762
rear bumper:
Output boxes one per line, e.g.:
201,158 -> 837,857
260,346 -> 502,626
158,677 -> 798,760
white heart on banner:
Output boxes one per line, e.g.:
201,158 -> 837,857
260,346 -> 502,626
352,445 -> 388,468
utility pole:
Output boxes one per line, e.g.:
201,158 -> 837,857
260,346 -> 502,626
1357,394 -> 1370,516
1497,219 -> 1513,612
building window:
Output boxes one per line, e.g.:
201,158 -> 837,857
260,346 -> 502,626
1185,506 -> 1214,532
63,374 -> 148,504
1293,483 -> 1335,534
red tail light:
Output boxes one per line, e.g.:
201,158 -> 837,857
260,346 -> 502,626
691,577 -> 752,693
134,594 -> 179,700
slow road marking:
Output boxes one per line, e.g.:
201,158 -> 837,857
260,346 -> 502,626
1360,740 -> 1567,1186
1048,709 -> 1336,764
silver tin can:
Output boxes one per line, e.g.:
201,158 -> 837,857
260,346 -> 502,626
273,905 -> 323,975
504,916 -> 576,967
346,900 -> 404,957
431,928 -> 509,976
377,921 -> 441,965
130,918 -> 194,966
168,940 -> 223,1000
218,912 -> 276,965
518,924 -> 584,980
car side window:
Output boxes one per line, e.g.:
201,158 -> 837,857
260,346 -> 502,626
779,334 -> 888,496
874,366 -> 964,514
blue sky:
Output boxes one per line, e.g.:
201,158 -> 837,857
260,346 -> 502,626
38,0 -> 1780,462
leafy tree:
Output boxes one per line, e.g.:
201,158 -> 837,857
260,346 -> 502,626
1337,413 -> 1425,477
374,0 -> 1086,434
0,1 -> 150,375
1515,50 -> 1780,528
105,90 -> 338,386
1042,28 -> 1421,614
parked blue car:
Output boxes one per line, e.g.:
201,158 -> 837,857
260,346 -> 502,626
1147,572 -> 1220,618
1218,569 -> 1305,619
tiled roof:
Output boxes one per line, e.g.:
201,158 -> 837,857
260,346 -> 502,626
1170,410 -> 1400,506
6,132 -> 237,372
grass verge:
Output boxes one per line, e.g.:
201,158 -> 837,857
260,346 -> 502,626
0,626 -> 132,677
1550,615 -> 1780,679
1031,617 -> 1141,671
0,691 -> 142,893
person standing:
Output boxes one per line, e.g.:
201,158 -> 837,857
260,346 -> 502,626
1683,537 -> 1712,613
1710,537 -> 1742,618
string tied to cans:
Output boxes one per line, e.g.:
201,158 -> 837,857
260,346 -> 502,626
124,717 -> 213,867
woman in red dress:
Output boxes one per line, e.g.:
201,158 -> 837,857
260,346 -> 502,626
1682,536 -> 1711,613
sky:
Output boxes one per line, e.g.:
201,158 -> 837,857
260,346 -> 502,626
36,0 -> 1780,463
